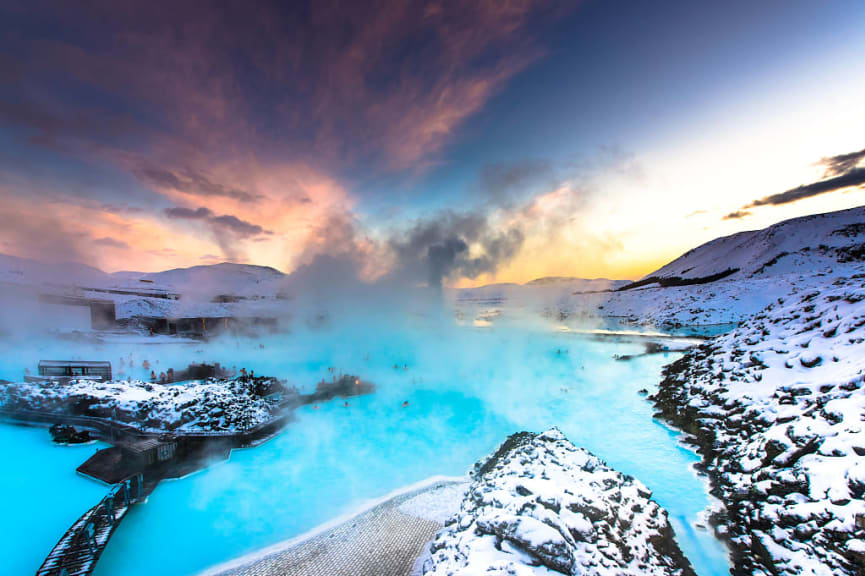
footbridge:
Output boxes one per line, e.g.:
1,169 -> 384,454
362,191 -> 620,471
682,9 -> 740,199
36,473 -> 149,576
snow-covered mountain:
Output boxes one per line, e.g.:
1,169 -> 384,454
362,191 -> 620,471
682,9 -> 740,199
642,206 -> 865,284
0,253 -> 111,288
563,206 -> 865,328
119,263 -> 285,299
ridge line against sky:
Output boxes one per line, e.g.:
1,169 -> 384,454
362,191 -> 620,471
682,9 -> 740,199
1,0 -> 864,286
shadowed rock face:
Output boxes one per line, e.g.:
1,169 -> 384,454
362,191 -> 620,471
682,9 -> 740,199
422,428 -> 697,576
653,275 -> 865,576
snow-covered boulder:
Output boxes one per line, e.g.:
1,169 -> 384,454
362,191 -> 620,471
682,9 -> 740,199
422,428 -> 696,576
653,275 -> 865,575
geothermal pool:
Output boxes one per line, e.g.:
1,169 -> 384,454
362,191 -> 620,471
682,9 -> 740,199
0,313 -> 730,576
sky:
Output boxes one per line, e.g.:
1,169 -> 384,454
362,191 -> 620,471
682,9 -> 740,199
1,0 -> 864,286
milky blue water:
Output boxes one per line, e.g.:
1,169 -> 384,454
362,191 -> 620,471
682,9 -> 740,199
0,313 -> 729,576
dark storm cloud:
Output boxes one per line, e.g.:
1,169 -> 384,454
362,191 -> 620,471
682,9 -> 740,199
388,212 -> 525,287
133,166 -> 263,203
735,146 -> 865,212
746,167 -> 865,208
163,206 -> 268,238
164,205 -> 270,260
820,147 -> 865,178
723,210 -> 751,220
210,214 -> 270,238
164,206 -> 214,220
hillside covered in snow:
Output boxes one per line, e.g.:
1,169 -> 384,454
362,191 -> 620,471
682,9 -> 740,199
645,206 -> 865,283
563,206 -> 865,328
422,429 -> 696,576
652,275 -> 865,575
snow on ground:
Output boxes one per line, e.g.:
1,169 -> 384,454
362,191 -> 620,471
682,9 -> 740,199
422,429 -> 696,576
569,273 -> 809,328
0,377 -> 285,432
653,275 -> 865,575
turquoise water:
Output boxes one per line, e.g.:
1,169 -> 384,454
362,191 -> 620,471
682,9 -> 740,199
0,427 -> 109,575
0,314 -> 729,576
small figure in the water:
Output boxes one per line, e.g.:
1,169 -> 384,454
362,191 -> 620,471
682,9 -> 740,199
143,360 -> 150,370
402,400 -> 409,408
159,371 -> 167,384
240,367 -> 248,378
250,370 -> 254,379
150,371 -> 156,382
393,363 -> 399,370
312,405 -> 319,410
403,363 -> 407,371
344,401 -> 349,408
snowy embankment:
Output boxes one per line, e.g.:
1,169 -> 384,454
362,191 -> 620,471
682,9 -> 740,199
0,377 -> 285,432
422,428 -> 696,576
653,275 -> 865,575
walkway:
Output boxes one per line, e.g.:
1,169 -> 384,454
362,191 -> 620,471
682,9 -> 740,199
215,481 -> 464,576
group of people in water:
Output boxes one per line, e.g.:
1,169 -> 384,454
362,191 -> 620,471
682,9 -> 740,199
311,399 -> 410,410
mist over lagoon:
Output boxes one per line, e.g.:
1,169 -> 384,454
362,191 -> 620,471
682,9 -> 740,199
0,305 -> 729,576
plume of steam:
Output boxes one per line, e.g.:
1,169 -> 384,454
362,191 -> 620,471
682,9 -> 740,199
387,212 -> 525,288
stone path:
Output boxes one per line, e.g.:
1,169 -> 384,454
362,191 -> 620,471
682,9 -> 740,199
216,482 -> 460,576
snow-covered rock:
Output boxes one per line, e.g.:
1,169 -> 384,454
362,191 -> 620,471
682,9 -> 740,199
0,377 -> 287,432
653,275 -> 865,575
422,429 -> 696,576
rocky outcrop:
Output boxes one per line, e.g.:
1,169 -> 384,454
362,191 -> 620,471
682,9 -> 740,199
0,377 -> 288,432
49,423 -> 92,444
653,275 -> 865,575
422,428 -> 696,576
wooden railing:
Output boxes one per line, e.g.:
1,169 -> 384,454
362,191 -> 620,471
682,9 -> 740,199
36,473 -> 145,576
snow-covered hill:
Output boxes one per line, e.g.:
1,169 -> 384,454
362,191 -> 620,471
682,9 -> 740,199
0,253 -> 111,289
121,263 -> 285,298
643,206 -> 865,283
653,275 -> 865,575
561,207 -> 865,328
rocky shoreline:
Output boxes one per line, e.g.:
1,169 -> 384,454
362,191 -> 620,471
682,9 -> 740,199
422,428 -> 697,576
652,276 -> 865,575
